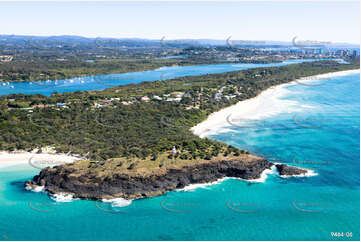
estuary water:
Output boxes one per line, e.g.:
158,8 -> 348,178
0,59 -> 334,97
0,59 -> 359,241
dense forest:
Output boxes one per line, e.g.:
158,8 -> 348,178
0,59 -> 358,169
0,57 -> 228,83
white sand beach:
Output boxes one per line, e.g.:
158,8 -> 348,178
0,147 -> 82,169
1,69 -> 359,169
191,69 -> 360,138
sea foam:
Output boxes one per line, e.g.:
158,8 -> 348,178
191,81 -> 308,138
236,165 -> 277,183
25,185 -> 45,193
191,70 -> 360,139
101,198 -> 132,207
177,177 -> 230,192
25,182 -> 76,202
50,193 -> 75,202
178,166 -> 277,192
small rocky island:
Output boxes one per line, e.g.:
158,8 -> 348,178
26,154 -> 308,200
275,163 -> 309,177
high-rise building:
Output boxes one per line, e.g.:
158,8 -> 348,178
352,50 -> 358,57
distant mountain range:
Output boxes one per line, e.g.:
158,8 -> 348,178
0,34 -> 359,49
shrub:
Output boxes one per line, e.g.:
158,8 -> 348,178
127,163 -> 135,170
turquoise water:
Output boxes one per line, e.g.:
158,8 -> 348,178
0,63 -> 359,240
0,59 -> 331,97
209,73 -> 360,240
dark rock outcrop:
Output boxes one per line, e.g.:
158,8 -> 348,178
26,157 -> 272,200
275,164 -> 307,176
25,157 -> 310,200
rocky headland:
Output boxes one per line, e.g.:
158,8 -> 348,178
25,155 -> 308,200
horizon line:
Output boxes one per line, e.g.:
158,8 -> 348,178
1,34 -> 359,46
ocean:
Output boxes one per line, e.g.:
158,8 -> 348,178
0,65 -> 359,240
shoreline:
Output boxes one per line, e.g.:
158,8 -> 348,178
0,148 -> 82,169
12,68 -> 359,202
190,69 -> 360,138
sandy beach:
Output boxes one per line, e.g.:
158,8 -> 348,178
1,69 -> 359,169
191,69 -> 360,138
0,148 -> 82,169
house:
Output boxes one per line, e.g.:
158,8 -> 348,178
94,102 -> 103,108
153,95 -> 162,101
56,103 -> 68,108
214,93 -> 222,101
183,92 -> 192,98
166,97 -> 182,102
141,96 -> 150,101
171,92 -> 184,98
32,104 -> 46,109
224,95 -> 237,100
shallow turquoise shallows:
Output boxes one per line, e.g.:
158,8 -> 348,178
0,63 -> 359,240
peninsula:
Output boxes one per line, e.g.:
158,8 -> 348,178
0,59 -> 358,201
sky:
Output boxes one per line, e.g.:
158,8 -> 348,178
0,1 -> 360,44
